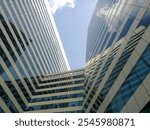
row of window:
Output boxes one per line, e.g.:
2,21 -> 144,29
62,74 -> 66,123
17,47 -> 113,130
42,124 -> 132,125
84,45 -> 121,109
89,28 -> 146,112
25,101 -> 83,111
30,93 -> 84,103
105,44 -> 150,112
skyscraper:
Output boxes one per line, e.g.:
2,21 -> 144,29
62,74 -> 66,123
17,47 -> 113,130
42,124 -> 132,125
0,0 -> 150,113
83,0 -> 150,113
0,0 -> 75,113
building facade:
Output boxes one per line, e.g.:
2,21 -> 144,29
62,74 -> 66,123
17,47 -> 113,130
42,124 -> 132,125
0,0 -> 150,113
83,0 -> 150,113
26,69 -> 84,113
0,0 -> 74,112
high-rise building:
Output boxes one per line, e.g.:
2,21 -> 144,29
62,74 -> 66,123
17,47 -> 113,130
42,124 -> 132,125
0,0 -> 77,113
83,0 -> 150,113
1,0 -> 150,113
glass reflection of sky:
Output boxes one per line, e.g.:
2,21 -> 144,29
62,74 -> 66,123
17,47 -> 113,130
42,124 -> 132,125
86,0 -> 150,62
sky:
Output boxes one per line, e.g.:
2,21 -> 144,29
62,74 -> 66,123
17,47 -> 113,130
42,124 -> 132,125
49,0 -> 97,70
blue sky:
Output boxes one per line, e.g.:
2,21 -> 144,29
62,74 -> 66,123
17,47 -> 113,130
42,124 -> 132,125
49,0 -> 97,70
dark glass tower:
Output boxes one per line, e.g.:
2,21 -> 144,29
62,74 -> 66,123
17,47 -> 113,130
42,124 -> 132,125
84,0 -> 150,113
86,0 -> 150,62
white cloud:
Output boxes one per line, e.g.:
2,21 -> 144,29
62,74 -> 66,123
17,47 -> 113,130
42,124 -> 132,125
96,0 -> 124,31
49,0 -> 76,14
96,0 -> 124,20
